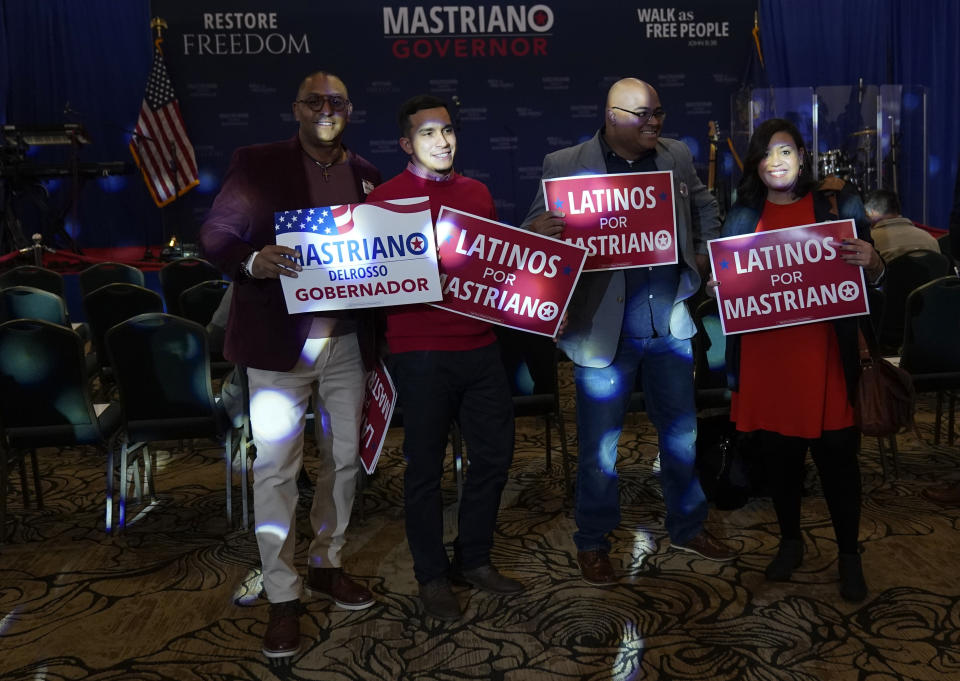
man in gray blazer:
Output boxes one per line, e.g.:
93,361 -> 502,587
523,78 -> 734,585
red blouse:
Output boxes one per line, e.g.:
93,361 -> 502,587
729,194 -> 855,437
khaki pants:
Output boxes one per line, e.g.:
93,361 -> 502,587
247,330 -> 365,603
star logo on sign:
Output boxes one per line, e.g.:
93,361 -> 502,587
321,210 -> 329,217
410,236 -> 424,250
562,265 -> 573,276
654,230 -> 672,250
720,259 -> 729,269
275,224 -> 281,231
659,192 -> 667,201
838,281 -> 860,301
324,226 -> 333,234
554,198 -> 564,209
311,224 -> 318,231
308,209 -> 315,215
296,209 -> 303,214
537,301 -> 559,321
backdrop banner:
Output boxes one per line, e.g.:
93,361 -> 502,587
151,0 -> 755,237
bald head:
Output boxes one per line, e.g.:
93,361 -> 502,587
604,78 -> 664,159
606,78 -> 656,109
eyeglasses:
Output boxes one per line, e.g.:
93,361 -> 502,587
295,94 -> 351,113
610,107 -> 667,124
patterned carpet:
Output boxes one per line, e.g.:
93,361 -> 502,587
2,378 -> 959,681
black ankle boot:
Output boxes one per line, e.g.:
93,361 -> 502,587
838,553 -> 867,602
765,539 -> 804,581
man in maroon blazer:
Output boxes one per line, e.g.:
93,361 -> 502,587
200,70 -> 380,659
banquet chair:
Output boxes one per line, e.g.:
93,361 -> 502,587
78,261 -> 145,297
179,279 -> 231,327
179,279 -> 234,377
900,275 -> 960,448
938,234 -> 958,276
84,283 -> 164,382
496,327 -> 573,501
692,297 -> 730,410
158,257 -> 221,316
878,249 -> 951,353
1,267 -> 88,338
0,285 -> 69,326
0,265 -> 65,297
106,313 -> 250,532
0,319 -> 122,541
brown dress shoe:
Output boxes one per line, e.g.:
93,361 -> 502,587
670,531 -> 736,561
262,599 -> 301,659
577,550 -> 616,586
306,566 -> 375,610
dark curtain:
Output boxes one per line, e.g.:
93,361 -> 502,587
1,0 -> 157,250
760,0 -> 960,229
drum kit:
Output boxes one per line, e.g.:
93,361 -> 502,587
817,127 -> 878,191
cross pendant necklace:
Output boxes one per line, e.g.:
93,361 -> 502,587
313,148 -> 345,182
315,160 -> 334,182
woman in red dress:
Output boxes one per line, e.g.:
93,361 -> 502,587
714,118 -> 884,602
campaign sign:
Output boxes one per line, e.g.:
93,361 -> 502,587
542,171 -> 678,271
359,359 -> 396,475
276,197 -> 443,313
708,219 -> 870,335
432,207 -> 588,337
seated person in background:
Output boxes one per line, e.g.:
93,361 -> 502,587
864,189 -> 940,262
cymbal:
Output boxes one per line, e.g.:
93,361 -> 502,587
850,128 -> 877,137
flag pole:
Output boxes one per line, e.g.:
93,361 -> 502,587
131,15 -> 200,259
150,17 -> 184,258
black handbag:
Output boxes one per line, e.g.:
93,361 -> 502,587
696,415 -> 760,510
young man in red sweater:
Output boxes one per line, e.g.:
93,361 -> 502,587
367,95 -> 523,621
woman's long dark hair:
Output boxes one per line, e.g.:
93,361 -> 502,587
737,117 -> 816,209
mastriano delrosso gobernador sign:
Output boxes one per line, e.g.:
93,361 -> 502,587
708,219 -> 870,335
542,170 -> 678,271
433,206 -> 588,337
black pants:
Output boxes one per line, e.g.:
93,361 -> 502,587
389,344 -> 515,585
756,427 -> 862,554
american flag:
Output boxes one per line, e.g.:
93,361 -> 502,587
275,205 -> 355,235
129,42 -> 199,207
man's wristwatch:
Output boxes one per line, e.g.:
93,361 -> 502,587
240,251 -> 259,278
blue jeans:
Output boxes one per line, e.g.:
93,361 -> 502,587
573,333 -> 707,551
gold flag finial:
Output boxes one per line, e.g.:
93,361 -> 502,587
150,16 -> 168,48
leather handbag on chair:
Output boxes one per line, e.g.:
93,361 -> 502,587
854,326 -> 916,437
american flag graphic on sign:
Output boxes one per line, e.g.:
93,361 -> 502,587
129,42 -> 199,207
274,205 -> 356,235
275,198 -> 431,236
